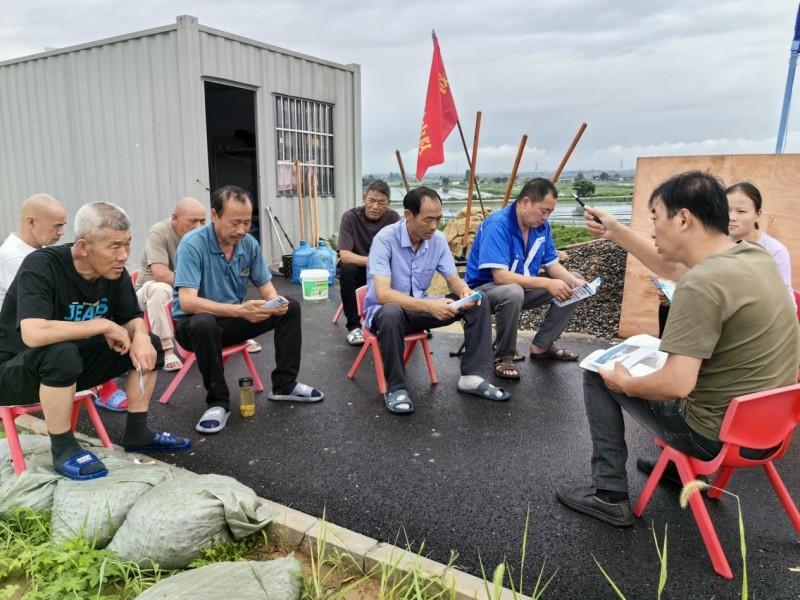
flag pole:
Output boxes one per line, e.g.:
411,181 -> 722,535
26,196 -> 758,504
456,120 -> 486,218
294,160 -> 305,241
501,134 -> 528,208
552,123 -> 587,183
395,150 -> 410,192
462,111 -> 482,244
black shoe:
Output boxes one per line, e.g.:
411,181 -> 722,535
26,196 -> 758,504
636,457 -> 707,488
556,485 -> 634,527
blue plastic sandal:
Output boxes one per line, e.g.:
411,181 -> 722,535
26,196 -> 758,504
94,389 -> 128,412
124,431 -> 191,453
54,450 -> 108,481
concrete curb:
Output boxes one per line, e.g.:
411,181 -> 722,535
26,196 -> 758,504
11,414 -> 526,600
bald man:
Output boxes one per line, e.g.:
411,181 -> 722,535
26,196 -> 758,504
0,193 -> 67,306
135,198 -> 207,372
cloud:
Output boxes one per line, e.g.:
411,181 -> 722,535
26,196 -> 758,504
378,130 -> 800,176
2,0 -> 797,174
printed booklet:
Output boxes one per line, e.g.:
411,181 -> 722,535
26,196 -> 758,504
552,277 -> 602,308
579,334 -> 667,377
649,277 -> 676,304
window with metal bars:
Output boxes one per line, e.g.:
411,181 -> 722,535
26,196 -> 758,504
274,94 -> 334,196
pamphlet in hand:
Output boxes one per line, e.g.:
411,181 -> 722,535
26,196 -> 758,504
579,334 -> 667,377
450,290 -> 483,310
552,277 -> 602,308
262,296 -> 289,309
649,277 -> 676,304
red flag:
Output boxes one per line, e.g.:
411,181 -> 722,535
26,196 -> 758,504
415,32 -> 459,181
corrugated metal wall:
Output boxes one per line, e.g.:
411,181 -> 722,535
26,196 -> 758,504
196,24 -> 361,261
0,16 -> 361,266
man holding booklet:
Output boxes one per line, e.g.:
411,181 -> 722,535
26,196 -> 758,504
465,178 -> 586,380
557,171 -> 800,527
173,185 -> 323,434
364,186 -> 509,415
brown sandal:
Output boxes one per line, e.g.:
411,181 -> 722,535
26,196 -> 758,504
494,358 -> 520,380
529,346 -> 579,362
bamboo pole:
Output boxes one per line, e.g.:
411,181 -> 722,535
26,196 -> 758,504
294,160 -> 305,241
395,150 -> 410,192
456,120 -> 486,218
307,169 -> 316,245
552,122 -> 587,183
462,111 -> 482,243
501,134 -> 528,208
313,172 -> 320,246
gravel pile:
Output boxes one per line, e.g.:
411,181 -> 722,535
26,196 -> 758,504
518,239 -> 627,339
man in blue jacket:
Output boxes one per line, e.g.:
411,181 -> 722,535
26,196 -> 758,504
466,178 -> 584,380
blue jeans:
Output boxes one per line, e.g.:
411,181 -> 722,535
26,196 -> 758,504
583,370 -> 722,493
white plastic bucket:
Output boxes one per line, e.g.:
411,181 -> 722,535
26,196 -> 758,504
299,269 -> 329,301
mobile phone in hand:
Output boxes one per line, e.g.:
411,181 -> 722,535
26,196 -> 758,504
262,296 -> 289,309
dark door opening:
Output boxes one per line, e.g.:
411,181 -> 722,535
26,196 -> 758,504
204,81 -> 260,243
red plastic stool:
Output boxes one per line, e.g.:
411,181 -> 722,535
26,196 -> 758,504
331,303 -> 343,324
0,390 -> 114,476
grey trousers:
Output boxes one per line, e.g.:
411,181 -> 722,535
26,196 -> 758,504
583,370 -> 722,493
478,276 -> 581,360
371,297 -> 493,393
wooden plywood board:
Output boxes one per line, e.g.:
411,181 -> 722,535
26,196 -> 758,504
619,154 -> 800,338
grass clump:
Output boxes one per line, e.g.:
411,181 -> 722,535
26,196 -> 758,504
187,530 -> 270,568
478,507 -> 557,600
594,480 -> 749,599
0,508 -> 167,599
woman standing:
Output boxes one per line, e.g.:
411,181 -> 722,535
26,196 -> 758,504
726,182 -> 794,302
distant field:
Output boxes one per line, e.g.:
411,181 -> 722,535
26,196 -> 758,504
435,180 -> 633,200
551,224 -> 595,248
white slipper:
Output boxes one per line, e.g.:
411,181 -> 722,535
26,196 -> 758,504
246,339 -> 262,353
195,406 -> 231,434
163,352 -> 183,372
268,382 -> 324,403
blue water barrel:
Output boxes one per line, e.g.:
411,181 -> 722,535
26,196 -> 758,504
309,241 -> 337,285
291,240 -> 313,284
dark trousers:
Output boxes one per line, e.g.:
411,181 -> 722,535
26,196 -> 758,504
339,262 -> 367,331
175,300 -> 302,409
371,298 -> 493,393
583,370 -> 722,493
0,334 -> 163,406
658,304 -> 670,338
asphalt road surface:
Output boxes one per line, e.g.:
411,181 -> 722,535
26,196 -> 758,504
93,279 -> 800,599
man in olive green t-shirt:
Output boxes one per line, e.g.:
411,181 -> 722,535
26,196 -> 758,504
557,171 -> 800,528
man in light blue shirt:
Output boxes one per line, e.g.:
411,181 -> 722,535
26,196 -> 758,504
365,187 -> 509,415
174,186 -> 323,434
466,178 -> 584,380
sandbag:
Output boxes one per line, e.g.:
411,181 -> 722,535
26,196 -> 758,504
109,473 -> 275,569
135,557 -> 302,600
0,435 -> 71,514
50,456 -> 181,546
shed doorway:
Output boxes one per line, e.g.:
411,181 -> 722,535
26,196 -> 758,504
204,81 -> 260,243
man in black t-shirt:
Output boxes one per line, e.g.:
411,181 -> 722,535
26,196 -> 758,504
0,202 -> 190,481
337,180 -> 399,345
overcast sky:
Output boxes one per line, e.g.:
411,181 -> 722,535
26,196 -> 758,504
2,0 -> 798,175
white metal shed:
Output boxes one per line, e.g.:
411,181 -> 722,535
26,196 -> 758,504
0,15 -> 362,265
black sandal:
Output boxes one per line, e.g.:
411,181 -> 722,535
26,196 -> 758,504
530,346 -> 579,362
494,358 -> 520,380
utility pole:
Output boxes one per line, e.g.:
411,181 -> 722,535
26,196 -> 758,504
776,4 -> 800,153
